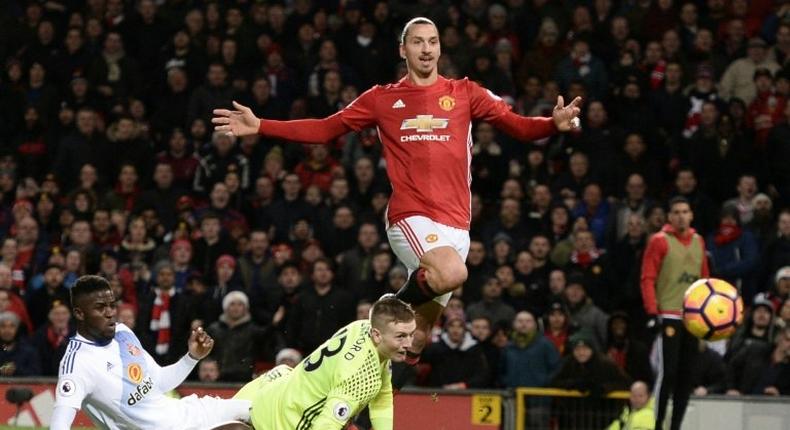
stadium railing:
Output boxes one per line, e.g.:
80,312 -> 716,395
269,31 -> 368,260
513,387 -> 629,430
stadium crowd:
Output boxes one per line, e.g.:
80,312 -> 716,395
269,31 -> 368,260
0,0 -> 789,400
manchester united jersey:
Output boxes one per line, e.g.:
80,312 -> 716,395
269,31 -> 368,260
339,76 -> 515,230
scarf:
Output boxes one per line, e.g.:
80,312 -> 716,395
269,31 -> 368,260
512,330 -> 537,348
714,224 -> 742,246
570,249 -> 601,267
46,325 -> 68,349
607,346 -> 627,369
150,288 -> 175,355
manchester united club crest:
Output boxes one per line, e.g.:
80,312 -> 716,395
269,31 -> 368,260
665,326 -> 676,337
127,342 -> 142,356
438,95 -> 455,111
425,234 -> 439,243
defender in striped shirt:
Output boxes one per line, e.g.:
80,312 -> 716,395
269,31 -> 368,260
51,275 -> 251,430
233,297 -> 416,430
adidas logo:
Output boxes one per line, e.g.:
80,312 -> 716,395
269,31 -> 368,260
392,99 -> 405,109
107,362 -> 114,371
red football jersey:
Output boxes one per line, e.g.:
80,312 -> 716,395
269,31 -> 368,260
340,76 -> 518,230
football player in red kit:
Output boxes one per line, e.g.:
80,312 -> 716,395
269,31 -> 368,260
213,17 -> 581,363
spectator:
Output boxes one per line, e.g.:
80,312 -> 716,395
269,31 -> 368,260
605,312 -> 653,386
422,315 -> 489,389
0,311 -> 41,376
26,264 -> 69,329
336,222 -> 380,300
207,291 -> 282,382
0,287 -> 33,335
726,293 -> 777,361
706,206 -> 759,301
136,163 -> 186,232
611,214 -> 648,323
237,230 -> 277,294
192,212 -> 236,284
54,108 -> 112,190
187,62 -> 233,127
194,131 -> 250,194
758,212 -> 790,290
119,216 -> 156,267
464,240 -> 494,303
275,348 -> 303,368
137,261 -> 190,364
551,330 -> 630,428
360,250 -> 394,302
606,381 -> 655,430
556,37 -> 608,100
197,357 -> 221,383
285,258 -> 355,353
719,37 -> 780,104
564,276 -> 609,351
31,300 -> 73,376
544,300 -> 574,356
157,129 -> 200,191
500,310 -> 560,398
466,276 -> 516,327
691,341 -> 727,396
565,229 -> 615,311
725,325 -> 790,395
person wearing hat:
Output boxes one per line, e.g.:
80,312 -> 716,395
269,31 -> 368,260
726,292 -> 777,361
563,275 -> 608,350
768,266 -> 790,309
275,347 -> 303,368
551,328 -> 630,428
543,299 -> 574,355
422,313 -> 489,389
501,311 -> 560,428
207,291 -> 283,382
723,324 -> 790,396
719,36 -> 780,104
605,311 -> 653,387
26,263 -> 69,329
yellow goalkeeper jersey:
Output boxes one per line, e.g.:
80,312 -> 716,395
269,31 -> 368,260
234,320 -> 393,430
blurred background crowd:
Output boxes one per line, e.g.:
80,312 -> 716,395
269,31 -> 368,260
0,0 -> 789,398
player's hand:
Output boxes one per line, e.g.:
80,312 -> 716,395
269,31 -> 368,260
188,326 -> 215,360
212,101 -> 261,137
725,389 -> 741,396
552,95 -> 582,132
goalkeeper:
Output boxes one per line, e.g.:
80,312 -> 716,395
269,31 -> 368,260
233,297 -> 416,430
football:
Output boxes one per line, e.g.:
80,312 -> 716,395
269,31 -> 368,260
682,278 -> 744,341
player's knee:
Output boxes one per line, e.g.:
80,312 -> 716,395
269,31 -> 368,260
433,260 -> 467,293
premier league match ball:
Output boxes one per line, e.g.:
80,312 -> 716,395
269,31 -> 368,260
682,278 -> 744,341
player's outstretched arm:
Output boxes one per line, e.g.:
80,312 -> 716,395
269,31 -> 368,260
212,101 -> 352,144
